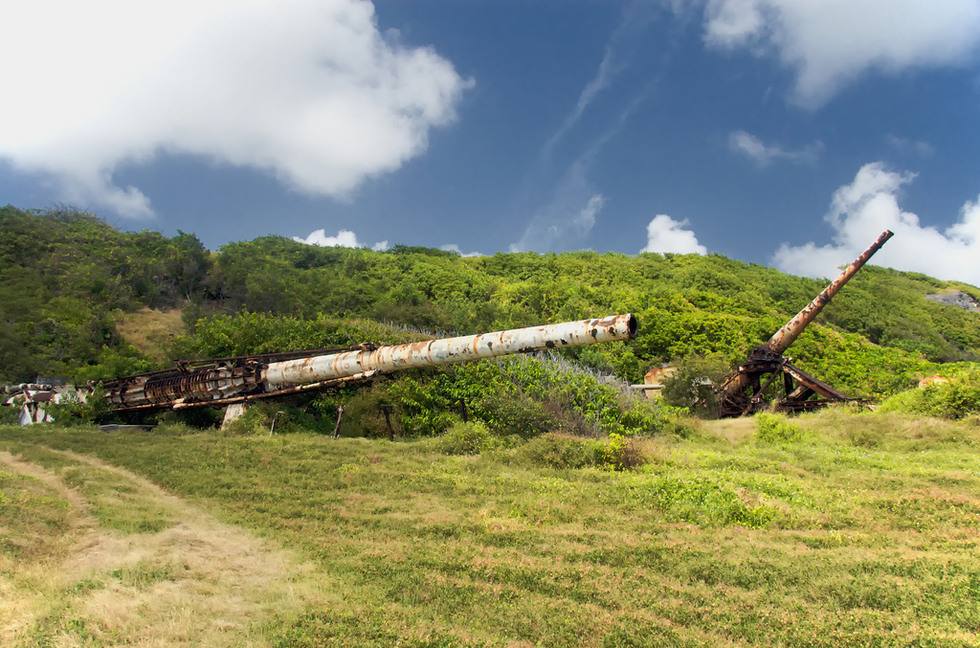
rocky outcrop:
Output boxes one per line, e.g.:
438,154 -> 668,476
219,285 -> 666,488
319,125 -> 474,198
926,291 -> 980,312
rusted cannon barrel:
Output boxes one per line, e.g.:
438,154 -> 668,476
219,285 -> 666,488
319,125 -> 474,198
103,314 -> 637,411
263,314 -> 637,389
714,231 -> 893,413
764,230 -> 893,355
104,363 -> 263,410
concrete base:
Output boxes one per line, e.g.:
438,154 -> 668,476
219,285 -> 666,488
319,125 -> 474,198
221,402 -> 248,429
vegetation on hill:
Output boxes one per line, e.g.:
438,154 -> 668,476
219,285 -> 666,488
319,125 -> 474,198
0,206 -> 209,382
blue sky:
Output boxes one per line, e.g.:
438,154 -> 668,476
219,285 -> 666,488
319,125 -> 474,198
2,0 -> 980,283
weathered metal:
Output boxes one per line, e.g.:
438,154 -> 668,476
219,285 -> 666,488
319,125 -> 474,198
716,231 -> 893,417
764,229 -> 894,355
103,361 -> 264,410
263,314 -> 637,389
3,383 -> 70,425
101,314 -> 638,413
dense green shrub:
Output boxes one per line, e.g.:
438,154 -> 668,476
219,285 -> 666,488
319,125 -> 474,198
617,393 -> 684,436
43,387 -> 111,426
386,375 -> 460,437
514,434 -> 608,469
152,406 -> 224,430
171,311 -> 426,359
221,400 -> 323,435
474,390 -> 563,438
378,354 -> 677,440
879,367 -> 980,419
0,403 -> 21,425
601,432 -> 645,470
72,344 -> 157,382
327,383 -> 403,438
0,206 -> 210,382
439,421 -> 496,455
5,207 -> 980,412
755,412 -> 804,444
513,432 -> 644,471
492,354 -> 675,437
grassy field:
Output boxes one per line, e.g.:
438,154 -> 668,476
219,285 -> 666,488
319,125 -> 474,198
2,410 -> 979,647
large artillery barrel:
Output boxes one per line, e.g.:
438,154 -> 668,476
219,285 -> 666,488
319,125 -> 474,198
764,230 -> 893,355
715,230 -> 893,413
264,314 -> 636,389
104,314 -> 637,411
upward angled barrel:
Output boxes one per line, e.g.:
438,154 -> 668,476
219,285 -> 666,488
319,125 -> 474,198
764,230 -> 893,355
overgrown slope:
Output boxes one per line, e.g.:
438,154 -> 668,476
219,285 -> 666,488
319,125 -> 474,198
0,207 -> 209,382
3,207 -> 979,401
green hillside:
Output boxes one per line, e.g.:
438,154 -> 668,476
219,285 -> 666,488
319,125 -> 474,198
4,206 -> 979,382
0,206 -> 209,382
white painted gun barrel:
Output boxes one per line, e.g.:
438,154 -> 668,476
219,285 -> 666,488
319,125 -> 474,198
100,314 -> 637,411
262,314 -> 638,390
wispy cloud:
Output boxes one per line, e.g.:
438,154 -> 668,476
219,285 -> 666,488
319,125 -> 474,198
541,46 -> 622,161
541,0 -> 659,159
509,161 -> 605,253
514,0 -> 665,254
440,244 -> 484,257
640,214 -> 708,255
512,86 -> 651,254
704,0 -> 980,106
729,130 -> 823,166
773,162 -> 980,285
885,134 -> 935,157
0,0 -> 472,218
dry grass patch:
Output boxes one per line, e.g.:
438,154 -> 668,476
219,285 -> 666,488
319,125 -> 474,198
0,447 -> 327,648
114,307 -> 186,361
699,416 -> 757,445
0,451 -> 84,645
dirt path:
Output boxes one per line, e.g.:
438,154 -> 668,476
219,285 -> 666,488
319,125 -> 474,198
0,448 -> 323,647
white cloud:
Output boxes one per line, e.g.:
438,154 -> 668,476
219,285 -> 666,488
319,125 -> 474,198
0,0 -> 472,218
511,192 -> 604,253
440,244 -> 483,257
729,130 -> 823,166
703,0 -> 768,50
640,214 -> 708,255
576,194 -> 605,235
293,229 -> 361,248
773,162 -> 980,285
704,0 -> 980,106
292,228 -> 388,250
